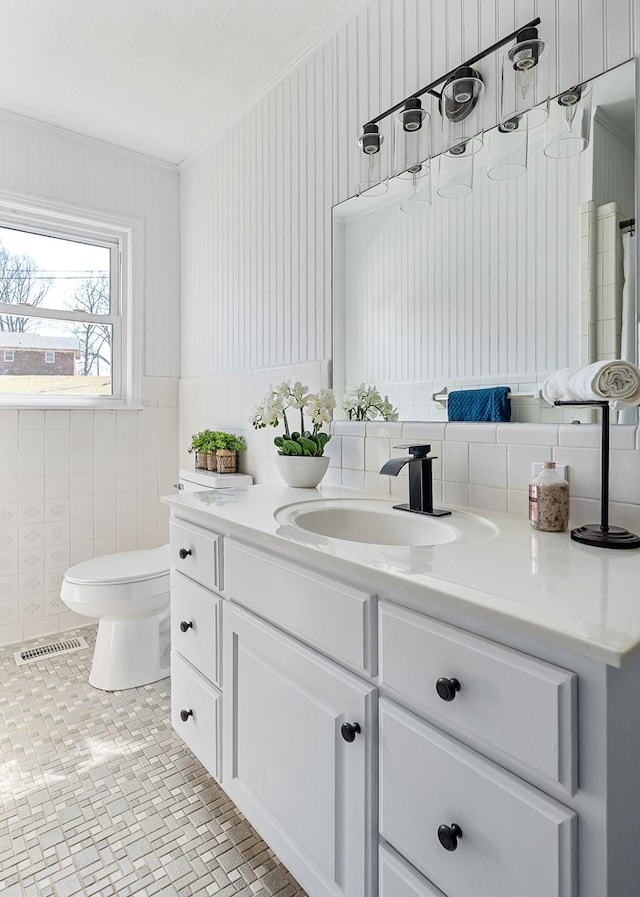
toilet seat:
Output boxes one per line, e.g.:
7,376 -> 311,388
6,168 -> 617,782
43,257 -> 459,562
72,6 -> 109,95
64,545 -> 170,586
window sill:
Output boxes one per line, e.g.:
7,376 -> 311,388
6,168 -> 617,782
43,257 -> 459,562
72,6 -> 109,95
0,396 -> 143,410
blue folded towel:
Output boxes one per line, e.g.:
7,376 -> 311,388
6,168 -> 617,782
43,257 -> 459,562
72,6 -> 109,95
447,387 -> 511,422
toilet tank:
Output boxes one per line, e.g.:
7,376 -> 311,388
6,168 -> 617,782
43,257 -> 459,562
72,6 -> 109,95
176,468 -> 253,492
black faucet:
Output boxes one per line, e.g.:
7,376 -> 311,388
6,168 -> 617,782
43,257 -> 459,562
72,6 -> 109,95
380,444 -> 451,517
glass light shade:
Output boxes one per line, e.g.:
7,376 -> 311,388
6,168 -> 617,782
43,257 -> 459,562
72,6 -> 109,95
543,82 -> 592,159
487,118 -> 528,180
437,143 -> 474,198
441,70 -> 484,157
501,37 -> 549,129
355,122 -> 390,196
394,100 -> 431,179
399,168 -> 432,213
442,70 -> 484,115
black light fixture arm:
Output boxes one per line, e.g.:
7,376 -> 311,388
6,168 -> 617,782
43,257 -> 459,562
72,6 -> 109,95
364,16 -> 541,128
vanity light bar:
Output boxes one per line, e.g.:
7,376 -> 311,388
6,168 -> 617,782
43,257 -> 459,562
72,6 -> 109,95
363,17 -> 541,130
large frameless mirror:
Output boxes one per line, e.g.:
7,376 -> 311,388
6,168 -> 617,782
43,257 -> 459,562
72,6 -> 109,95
333,60 -> 636,422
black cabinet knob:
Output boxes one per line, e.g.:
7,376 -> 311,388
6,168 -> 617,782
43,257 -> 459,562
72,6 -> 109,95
178,548 -> 192,560
180,709 -> 193,722
437,823 -> 462,851
436,677 -> 461,702
179,620 -> 193,633
341,722 -> 361,743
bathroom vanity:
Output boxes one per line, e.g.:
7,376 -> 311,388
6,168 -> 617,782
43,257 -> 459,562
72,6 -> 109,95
162,484 -> 640,897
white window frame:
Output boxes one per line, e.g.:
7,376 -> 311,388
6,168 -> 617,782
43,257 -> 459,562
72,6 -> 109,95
44,351 -> 55,364
3,350 -> 14,362
0,189 -> 142,409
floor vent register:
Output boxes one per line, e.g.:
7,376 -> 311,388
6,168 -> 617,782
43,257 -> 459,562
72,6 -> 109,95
14,636 -> 89,666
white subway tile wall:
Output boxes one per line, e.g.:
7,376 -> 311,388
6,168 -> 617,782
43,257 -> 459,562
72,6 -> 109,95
0,377 -> 178,647
180,369 -> 640,539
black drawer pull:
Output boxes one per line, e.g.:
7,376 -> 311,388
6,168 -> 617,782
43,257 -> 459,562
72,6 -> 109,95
179,620 -> 193,633
438,823 -> 462,851
341,722 -> 361,743
178,548 -> 192,560
180,709 -> 193,722
436,677 -> 461,702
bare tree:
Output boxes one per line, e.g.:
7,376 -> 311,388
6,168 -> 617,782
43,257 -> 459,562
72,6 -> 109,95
70,276 -> 111,375
0,243 -> 52,331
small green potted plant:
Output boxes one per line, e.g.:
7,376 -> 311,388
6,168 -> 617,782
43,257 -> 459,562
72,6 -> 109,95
214,432 -> 247,473
189,429 -> 218,470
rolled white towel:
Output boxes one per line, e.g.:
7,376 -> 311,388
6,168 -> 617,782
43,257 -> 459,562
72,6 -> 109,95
542,360 -> 640,408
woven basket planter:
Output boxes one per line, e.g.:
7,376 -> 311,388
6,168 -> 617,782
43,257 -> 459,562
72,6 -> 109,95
216,450 -> 237,474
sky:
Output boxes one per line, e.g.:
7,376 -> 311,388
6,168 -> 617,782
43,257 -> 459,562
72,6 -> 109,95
0,225 -> 109,312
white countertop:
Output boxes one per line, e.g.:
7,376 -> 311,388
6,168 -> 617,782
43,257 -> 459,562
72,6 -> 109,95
161,483 -> 640,667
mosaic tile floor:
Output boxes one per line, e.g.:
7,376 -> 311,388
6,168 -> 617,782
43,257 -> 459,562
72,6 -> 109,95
0,628 -> 307,897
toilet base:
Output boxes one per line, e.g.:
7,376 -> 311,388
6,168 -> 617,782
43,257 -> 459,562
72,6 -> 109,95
90,611 -> 171,691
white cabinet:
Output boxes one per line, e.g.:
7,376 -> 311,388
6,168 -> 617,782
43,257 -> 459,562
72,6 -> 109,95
171,571 -> 221,686
171,649 -> 222,780
170,517 -> 222,591
379,699 -> 576,897
379,602 -> 577,791
224,541 -> 376,676
165,508 -> 640,897
223,601 -> 377,897
170,517 -> 223,783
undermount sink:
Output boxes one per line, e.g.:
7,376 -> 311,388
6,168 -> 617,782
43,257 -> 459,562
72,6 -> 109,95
274,498 -> 497,547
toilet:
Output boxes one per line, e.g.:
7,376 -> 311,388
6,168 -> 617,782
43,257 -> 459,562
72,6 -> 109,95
61,545 -> 172,691
60,467 -> 253,691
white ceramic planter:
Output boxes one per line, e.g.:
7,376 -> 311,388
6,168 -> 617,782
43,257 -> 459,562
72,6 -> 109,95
276,455 -> 330,488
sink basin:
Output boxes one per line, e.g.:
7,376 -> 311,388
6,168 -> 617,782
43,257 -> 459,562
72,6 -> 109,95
274,498 -> 489,547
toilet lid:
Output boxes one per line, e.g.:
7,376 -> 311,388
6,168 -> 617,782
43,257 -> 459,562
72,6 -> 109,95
64,545 -> 170,585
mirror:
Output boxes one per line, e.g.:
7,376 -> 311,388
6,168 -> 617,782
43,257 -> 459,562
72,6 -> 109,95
333,60 -> 636,422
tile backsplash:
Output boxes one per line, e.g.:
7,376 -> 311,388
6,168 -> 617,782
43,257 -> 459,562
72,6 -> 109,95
321,420 -> 640,535
179,367 -> 640,543
0,377 -> 179,647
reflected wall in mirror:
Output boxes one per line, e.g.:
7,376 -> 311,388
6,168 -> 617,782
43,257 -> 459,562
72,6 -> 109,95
333,60 -> 636,423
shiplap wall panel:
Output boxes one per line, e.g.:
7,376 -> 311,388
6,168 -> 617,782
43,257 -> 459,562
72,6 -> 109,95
339,137 -> 582,386
0,113 -> 180,377
180,0 -> 635,379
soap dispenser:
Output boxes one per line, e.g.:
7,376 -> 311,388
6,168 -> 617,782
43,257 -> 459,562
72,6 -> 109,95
528,462 -> 569,532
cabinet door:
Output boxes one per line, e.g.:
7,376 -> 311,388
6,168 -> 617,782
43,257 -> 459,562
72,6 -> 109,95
170,518 -> 222,591
171,570 -> 221,686
380,699 -> 576,897
379,602 -> 576,791
223,603 -> 376,897
171,650 -> 222,782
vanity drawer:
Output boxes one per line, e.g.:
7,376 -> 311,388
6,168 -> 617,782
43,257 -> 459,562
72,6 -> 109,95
379,602 -> 576,790
225,541 -> 376,676
379,699 -> 576,897
171,570 -> 222,686
170,518 -> 222,591
380,845 -> 446,897
171,650 -> 222,782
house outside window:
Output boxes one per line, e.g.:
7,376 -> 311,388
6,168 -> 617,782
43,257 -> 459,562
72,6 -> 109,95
0,190 -> 141,408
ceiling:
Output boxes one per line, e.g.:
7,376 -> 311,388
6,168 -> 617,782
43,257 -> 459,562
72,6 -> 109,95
0,0 -> 367,165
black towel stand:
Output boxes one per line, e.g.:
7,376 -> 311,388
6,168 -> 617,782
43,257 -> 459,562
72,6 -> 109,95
554,400 -> 640,548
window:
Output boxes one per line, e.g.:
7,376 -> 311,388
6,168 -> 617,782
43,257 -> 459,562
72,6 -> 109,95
0,190 -> 140,407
